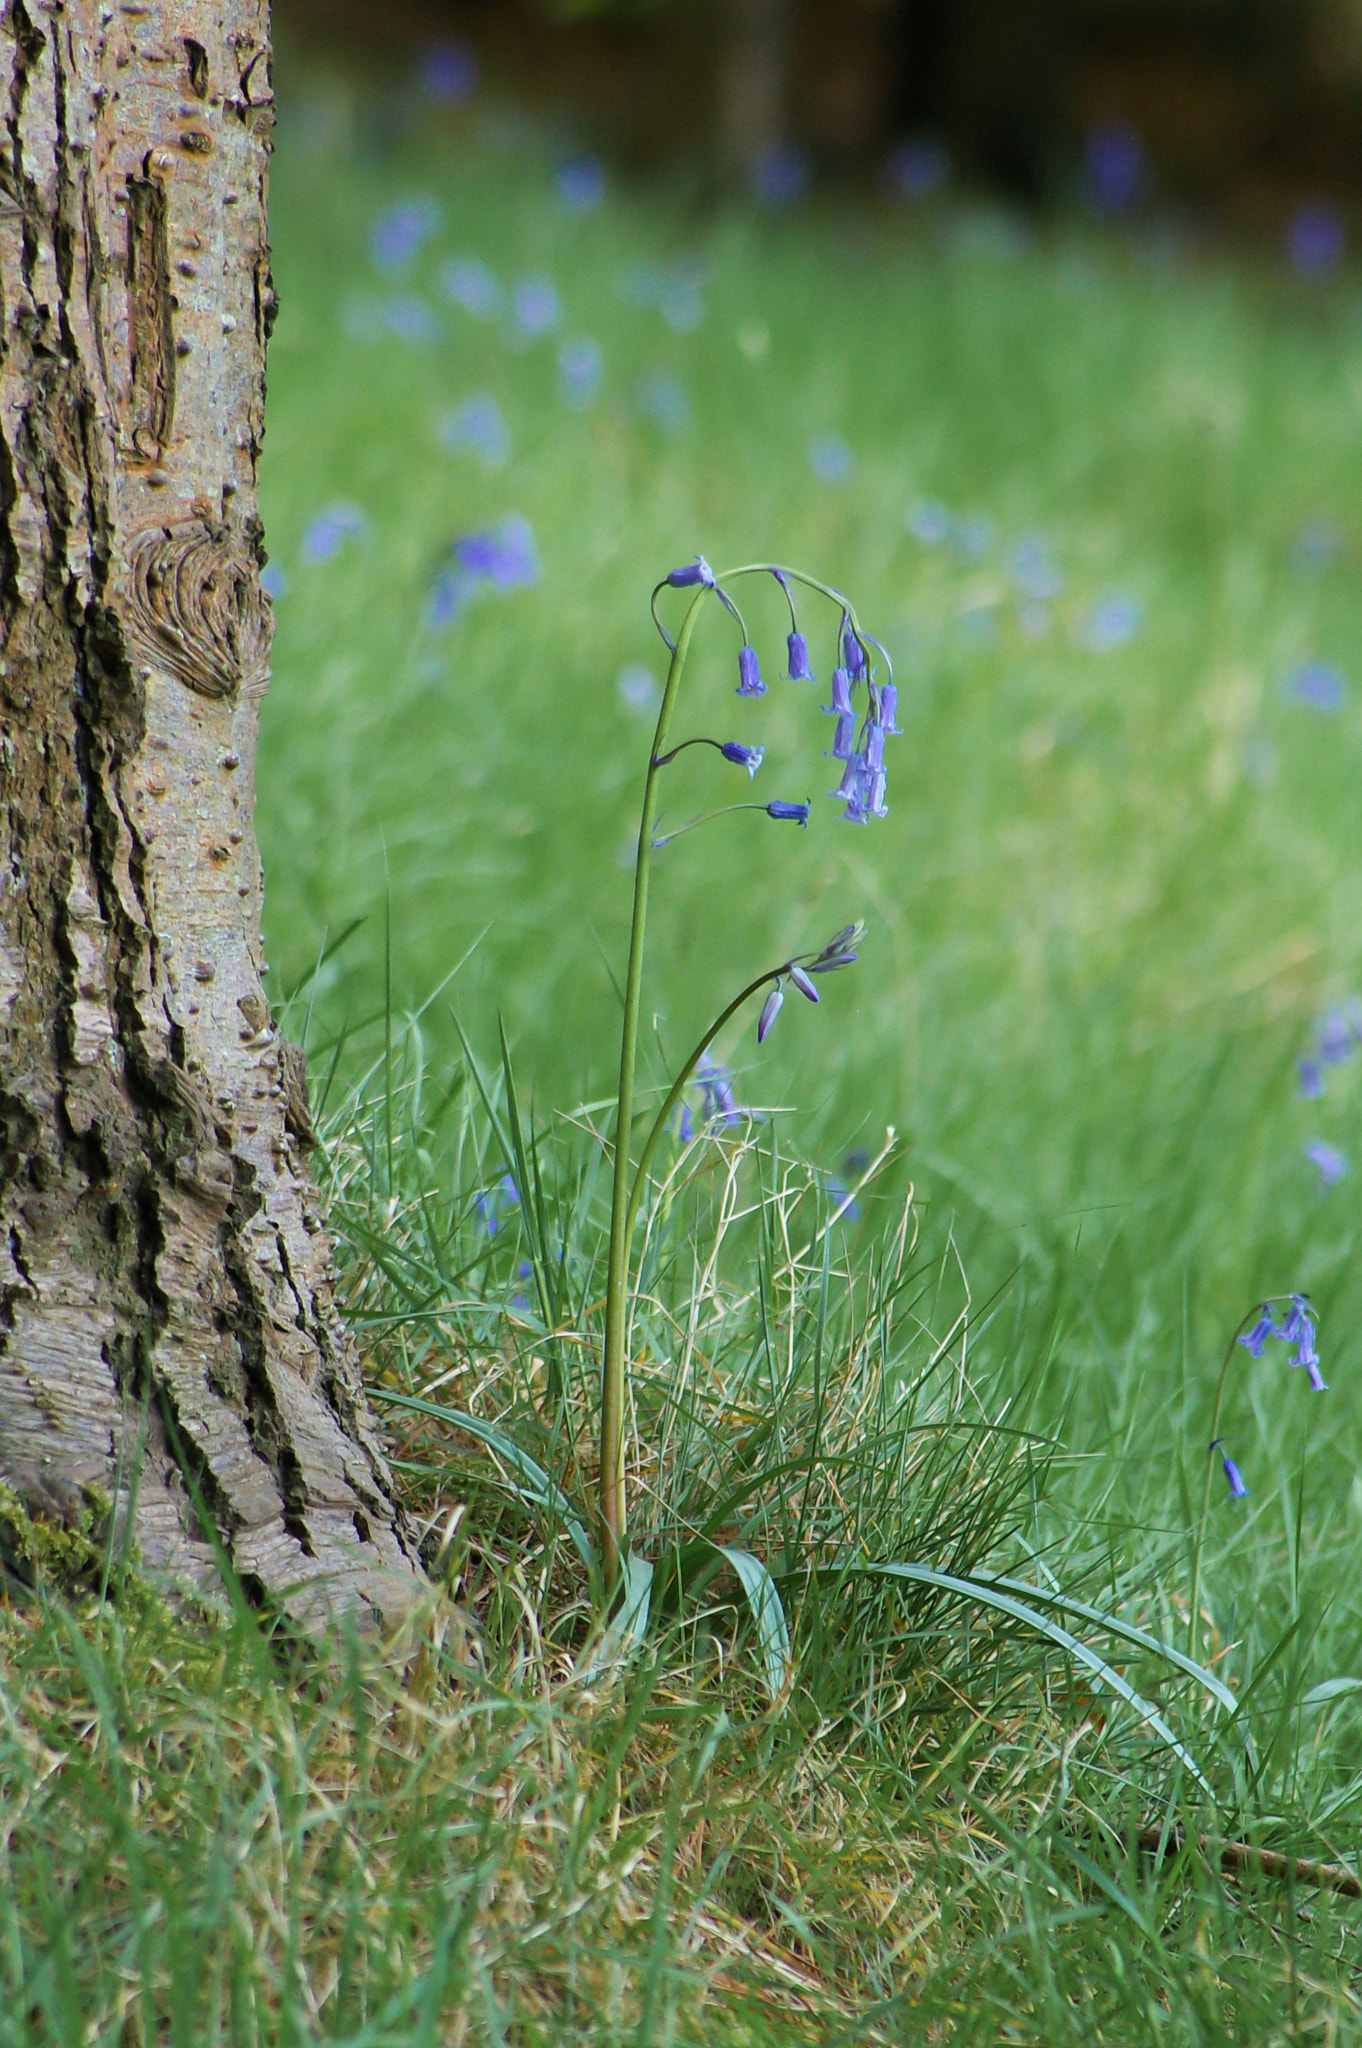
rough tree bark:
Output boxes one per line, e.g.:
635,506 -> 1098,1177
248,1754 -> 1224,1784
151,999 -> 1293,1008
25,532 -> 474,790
0,0 -> 421,1623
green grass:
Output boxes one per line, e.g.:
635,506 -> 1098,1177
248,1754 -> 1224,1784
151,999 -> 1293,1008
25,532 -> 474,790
6,43 -> 1362,2043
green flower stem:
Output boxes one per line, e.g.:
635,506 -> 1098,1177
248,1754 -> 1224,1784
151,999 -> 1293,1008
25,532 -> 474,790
1188,1305 -> 1260,1671
600,588 -> 706,1584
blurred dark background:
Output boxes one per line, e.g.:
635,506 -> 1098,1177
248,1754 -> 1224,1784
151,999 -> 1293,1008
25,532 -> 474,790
279,0 -> 1362,244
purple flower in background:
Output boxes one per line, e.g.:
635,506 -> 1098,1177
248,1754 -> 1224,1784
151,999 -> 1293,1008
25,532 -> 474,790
1293,519 -> 1344,578
737,645 -> 765,697
437,393 -> 510,467
809,435 -> 853,483
907,500 -> 952,545
558,335 -> 602,409
384,296 -> 439,343
512,276 -> 562,339
474,1191 -> 499,1236
1086,123 -> 1146,213
678,1101 -> 695,1142
787,632 -> 814,682
1214,1444 -> 1250,1500
301,501 -> 367,565
441,257 -> 503,317
1305,1139 -> 1349,1187
1318,1005 -> 1360,1063
1299,1058 -> 1324,1099
697,1051 -> 742,1127
1288,661 -> 1346,711
618,662 -> 659,712
638,370 -> 690,434
1083,594 -> 1143,652
556,154 -> 606,212
1238,1305 -> 1278,1358
1006,536 -> 1065,601
955,513 -> 993,559
260,561 -> 289,600
499,1173 -> 520,1206
1288,202 -> 1345,278
767,799 -> 811,825
512,1256 -> 533,1312
757,985 -> 784,1042
720,740 -> 765,777
752,142 -> 811,206
371,196 -> 441,271
419,40 -> 477,104
428,515 -> 539,624
886,136 -> 949,201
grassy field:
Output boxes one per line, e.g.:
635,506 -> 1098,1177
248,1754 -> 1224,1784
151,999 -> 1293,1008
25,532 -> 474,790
6,44 -> 1362,2045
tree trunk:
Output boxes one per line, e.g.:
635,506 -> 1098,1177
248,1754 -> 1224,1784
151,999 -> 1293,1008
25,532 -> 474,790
0,0 -> 421,1624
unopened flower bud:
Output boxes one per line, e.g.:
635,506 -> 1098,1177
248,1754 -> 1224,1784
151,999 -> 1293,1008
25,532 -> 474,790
757,984 -> 784,1042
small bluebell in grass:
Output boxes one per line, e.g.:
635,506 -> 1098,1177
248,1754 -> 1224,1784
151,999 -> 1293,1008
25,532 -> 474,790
1306,1139 -> 1349,1187
1211,1442 -> 1250,1500
767,800 -> 810,825
757,985 -> 784,1042
441,256 -> 503,318
678,1101 -> 694,1142
1238,1304 -> 1278,1358
720,741 -> 765,777
512,1258 -> 533,1312
474,1192 -> 498,1235
1299,1057 -> 1325,1099
697,1051 -> 742,1127
1289,661 -> 1347,711
737,644 -> 765,696
500,1173 -> 520,1206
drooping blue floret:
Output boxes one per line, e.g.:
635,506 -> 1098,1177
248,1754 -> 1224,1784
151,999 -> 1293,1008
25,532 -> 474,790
767,800 -> 811,825
824,668 -> 854,718
788,965 -> 819,1002
1238,1305 -> 1278,1358
1299,1057 -> 1325,1099
720,740 -> 765,777
697,1051 -> 742,1126
1212,1441 -> 1250,1499
843,626 -> 868,678
757,985 -> 784,1043
1306,1356 -> 1329,1391
831,712 -> 857,760
737,644 -> 765,697
1280,1293 -> 1312,1344
667,557 -> 716,588
787,632 -> 815,681
879,683 -> 901,733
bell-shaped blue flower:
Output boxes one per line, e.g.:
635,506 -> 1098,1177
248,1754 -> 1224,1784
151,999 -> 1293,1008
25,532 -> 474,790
667,556 -> 715,588
787,631 -> 815,681
1220,1450 -> 1249,1499
737,644 -> 766,697
1306,1357 -> 1329,1392
823,668 -> 854,719
757,985 -> 784,1042
879,683 -> 901,733
1280,1293 -> 1312,1344
1238,1305 -> 1278,1358
720,740 -> 765,777
831,712 -> 857,760
767,799 -> 811,825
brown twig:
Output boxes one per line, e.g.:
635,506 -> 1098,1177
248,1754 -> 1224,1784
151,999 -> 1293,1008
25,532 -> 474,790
1138,1825 -> 1361,1900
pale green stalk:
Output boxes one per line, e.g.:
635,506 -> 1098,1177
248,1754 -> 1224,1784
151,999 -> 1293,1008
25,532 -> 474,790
1187,1303 -> 1263,1670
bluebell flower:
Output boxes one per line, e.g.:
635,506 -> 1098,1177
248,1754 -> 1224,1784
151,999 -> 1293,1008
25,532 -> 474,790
500,1173 -> 520,1206
1238,1305 -> 1278,1358
1217,1446 -> 1250,1500
638,370 -> 689,434
678,1102 -> 695,1142
842,624 -> 868,677
886,137 -> 949,202
823,669 -> 854,718
511,276 -> 561,339
787,632 -> 815,681
1280,1294 -> 1312,1345
1306,1357 -> 1329,1392
1289,661 -> 1347,711
1086,123 -> 1145,213
697,1051 -> 742,1126
807,923 -> 864,973
441,257 -> 503,318
419,41 -> 477,104
511,1257 -> 534,1312
556,154 -> 606,212
757,985 -> 784,1042
879,683 -> 901,733
1318,1006 -> 1359,1063
260,562 -> 288,600
866,723 -> 887,773
767,800 -> 811,825
1289,202 -> 1345,278
558,336 -> 602,410
906,499 -> 952,546
1083,594 -> 1143,652
370,196 -> 441,272
1306,1139 -> 1349,1187
1299,1057 -> 1325,1099
788,965 -> 819,1002
753,143 -> 811,206
831,712 -> 857,760
737,645 -> 765,697
1294,1318 -> 1320,1370
809,434 -> 853,483
301,502 -> 367,566
667,557 -> 715,589
437,393 -> 510,468
474,1192 -> 498,1236
452,515 -> 540,590
720,740 -> 765,777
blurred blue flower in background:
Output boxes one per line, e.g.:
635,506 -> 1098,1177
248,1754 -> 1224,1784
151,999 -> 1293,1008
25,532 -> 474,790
752,143 -> 811,206
809,434 -> 853,483
441,256 -> 503,317
1298,1057 -> 1324,1099
1292,518 -> 1344,577
906,499 -> 952,545
1288,202 -> 1345,278
370,196 -> 441,271
1086,124 -> 1146,213
438,393 -> 510,467
342,295 -> 439,343
886,136 -> 950,201
556,154 -> 606,212
618,663 -> 659,712
1007,536 -> 1065,600
558,335 -> 602,409
512,276 -> 562,340
427,515 -> 540,625
301,502 -> 367,565
418,40 -> 478,105
1287,660 -> 1347,710
1082,593 -> 1143,651
260,562 -> 289,600
955,513 -> 993,559
638,370 -> 690,434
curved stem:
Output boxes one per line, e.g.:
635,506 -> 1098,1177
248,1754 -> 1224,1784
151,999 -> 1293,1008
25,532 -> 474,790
1188,1303 -> 1264,1670
600,590 -> 707,1585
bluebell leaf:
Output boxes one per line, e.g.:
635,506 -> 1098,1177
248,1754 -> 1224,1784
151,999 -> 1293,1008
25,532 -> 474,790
787,631 -> 815,681
788,965 -> 819,1002
720,740 -> 765,777
737,644 -> 765,697
766,800 -> 811,825
824,668 -> 854,718
757,985 -> 784,1043
667,557 -> 715,589
1238,1305 -> 1278,1358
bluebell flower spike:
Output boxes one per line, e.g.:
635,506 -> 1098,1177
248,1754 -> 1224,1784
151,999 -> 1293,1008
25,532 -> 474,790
757,984 -> 784,1043
737,644 -> 766,697
1238,1305 -> 1278,1358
